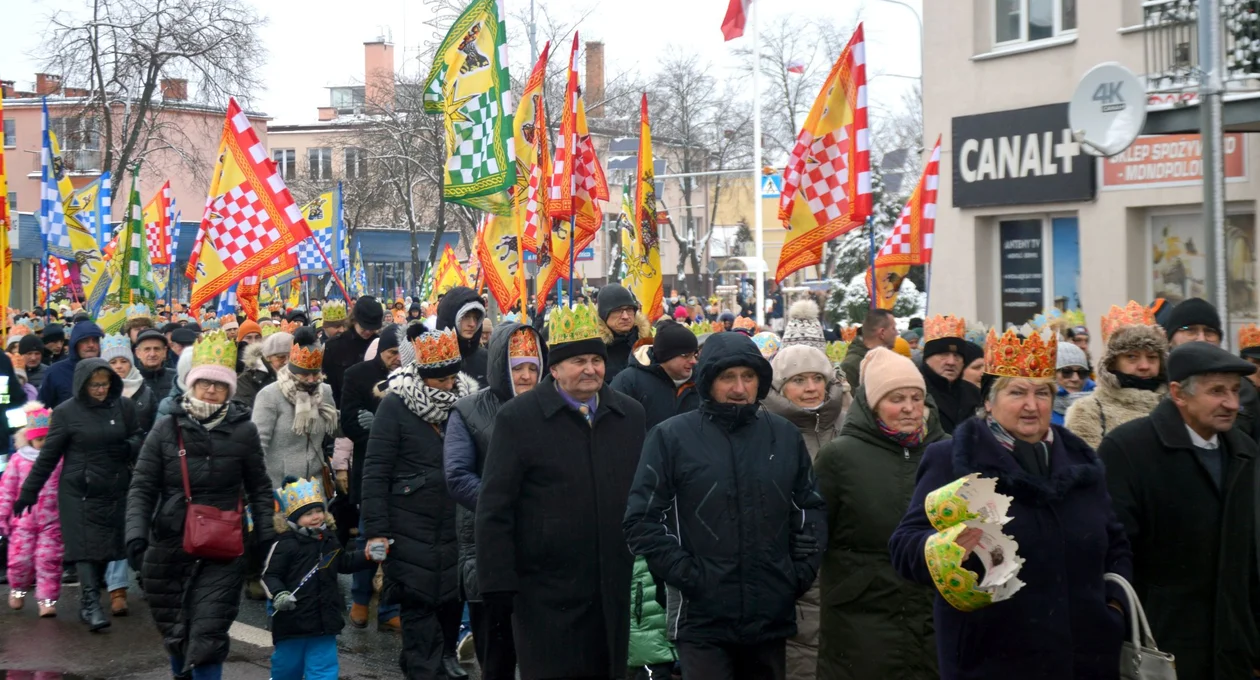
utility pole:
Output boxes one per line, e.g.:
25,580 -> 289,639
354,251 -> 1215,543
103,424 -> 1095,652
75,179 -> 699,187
1200,0 -> 1228,341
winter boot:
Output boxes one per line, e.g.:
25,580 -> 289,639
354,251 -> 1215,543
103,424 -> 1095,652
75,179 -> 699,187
442,653 -> 469,679
37,599 -> 56,618
349,603 -> 369,628
76,562 -> 110,632
8,588 -> 26,610
110,588 -> 128,616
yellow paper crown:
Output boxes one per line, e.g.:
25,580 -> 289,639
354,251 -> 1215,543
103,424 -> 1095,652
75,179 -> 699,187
191,330 -> 238,371
923,315 -> 967,343
413,329 -> 462,369
688,320 -> 720,336
508,328 -> 541,359
261,325 -> 279,338
322,301 -> 347,323
1100,300 -> 1155,343
1240,324 -> 1260,350
825,341 -> 849,364
275,477 -> 325,519
983,326 -> 1057,379
547,304 -> 602,347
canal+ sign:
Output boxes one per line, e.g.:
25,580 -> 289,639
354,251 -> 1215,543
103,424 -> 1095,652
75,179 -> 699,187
951,103 -> 1097,208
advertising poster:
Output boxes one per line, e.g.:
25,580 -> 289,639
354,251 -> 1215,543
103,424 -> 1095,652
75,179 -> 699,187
1151,213 -> 1256,342
1000,219 -> 1044,329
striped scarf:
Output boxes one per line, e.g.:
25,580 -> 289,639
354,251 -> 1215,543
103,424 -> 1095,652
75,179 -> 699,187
877,418 -> 926,448
986,416 -> 1054,451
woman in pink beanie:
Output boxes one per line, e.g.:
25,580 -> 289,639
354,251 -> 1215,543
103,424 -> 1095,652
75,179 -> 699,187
811,347 -> 947,679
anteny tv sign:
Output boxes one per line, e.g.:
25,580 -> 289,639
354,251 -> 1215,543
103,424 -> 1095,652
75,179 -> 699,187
952,103 -> 1097,208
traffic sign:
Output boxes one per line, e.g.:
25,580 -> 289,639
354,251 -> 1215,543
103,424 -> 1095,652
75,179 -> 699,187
523,246 -> 594,263
761,174 -> 782,198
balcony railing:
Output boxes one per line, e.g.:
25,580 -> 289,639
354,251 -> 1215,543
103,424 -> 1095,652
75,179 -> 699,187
1143,0 -> 1260,92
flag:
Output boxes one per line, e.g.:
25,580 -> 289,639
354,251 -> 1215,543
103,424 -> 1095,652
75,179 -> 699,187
187,98 -> 312,310
287,280 -> 301,310
65,172 -> 112,248
351,243 -> 367,298
237,275 -> 260,321
0,96 -> 10,327
423,0 -> 516,215
217,282 -> 238,317
515,42 -> 549,254
866,265 -> 911,310
775,24 -> 871,282
39,100 -> 72,259
865,137 -> 942,311
787,59 -> 806,74
622,94 -> 663,321
279,188 -> 340,284
38,257 -> 71,305
722,0 -> 751,41
431,243 -> 470,301
118,173 -> 155,304
143,180 -> 173,265
477,213 -> 522,313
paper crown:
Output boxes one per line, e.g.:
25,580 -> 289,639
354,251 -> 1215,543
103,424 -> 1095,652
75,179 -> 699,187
1241,324 -> 1260,350
508,328 -> 541,359
413,329 -> 462,371
547,304 -> 602,347
126,303 -> 152,321
687,320 -> 718,335
322,301 -> 347,323
923,315 -> 967,343
261,324 -> 279,338
733,316 -> 757,332
275,476 -> 325,520
1030,308 -> 1063,332
191,330 -> 238,372
289,343 -> 324,372
218,314 -> 238,327
1100,300 -> 1156,343
983,325 -> 1057,379
101,333 -> 132,358
964,322 -> 988,346
279,320 -> 302,334
825,341 -> 849,365
841,326 -> 858,343
753,332 -> 780,359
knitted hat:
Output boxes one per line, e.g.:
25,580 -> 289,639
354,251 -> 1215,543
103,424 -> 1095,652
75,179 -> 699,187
17,334 -> 44,355
238,319 -> 262,340
861,347 -> 926,407
753,331 -> 781,360
673,306 -> 689,322
509,327 -> 543,368
21,401 -> 51,442
353,296 -> 385,332
1056,342 -> 1089,370
596,284 -> 639,321
781,299 -> 826,350
288,327 -> 324,377
378,323 -> 403,355
101,334 -> 134,365
1164,297 -> 1221,340
276,475 -> 325,524
548,304 -> 607,365
262,331 -> 294,359
185,330 -> 239,397
653,321 -> 698,364
894,336 -> 912,358
772,345 -> 835,391
41,323 -> 65,343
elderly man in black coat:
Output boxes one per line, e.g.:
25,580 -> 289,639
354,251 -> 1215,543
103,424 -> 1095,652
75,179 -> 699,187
476,304 -> 646,680
1099,341 -> 1260,680
623,331 -> 826,680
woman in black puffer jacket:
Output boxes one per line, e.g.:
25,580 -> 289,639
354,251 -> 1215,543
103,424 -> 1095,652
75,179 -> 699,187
125,332 -> 275,679
16,357 -> 144,632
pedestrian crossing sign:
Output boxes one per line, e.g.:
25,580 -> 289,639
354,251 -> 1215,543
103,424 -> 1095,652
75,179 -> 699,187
761,174 -> 782,198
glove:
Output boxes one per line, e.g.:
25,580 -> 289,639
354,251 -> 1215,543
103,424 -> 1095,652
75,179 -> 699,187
790,531 -> 819,560
273,591 -> 297,612
10,497 -> 33,520
335,470 -> 349,495
357,410 -> 375,431
366,538 -> 389,562
127,538 -> 148,572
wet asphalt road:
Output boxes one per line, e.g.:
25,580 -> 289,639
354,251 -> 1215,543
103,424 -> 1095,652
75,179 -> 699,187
0,576 -> 480,679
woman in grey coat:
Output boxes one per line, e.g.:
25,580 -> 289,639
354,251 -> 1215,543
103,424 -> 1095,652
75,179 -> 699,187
251,327 -> 339,489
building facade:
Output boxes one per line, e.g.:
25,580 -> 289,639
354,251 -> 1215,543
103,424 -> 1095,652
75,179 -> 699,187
925,0 -> 1260,352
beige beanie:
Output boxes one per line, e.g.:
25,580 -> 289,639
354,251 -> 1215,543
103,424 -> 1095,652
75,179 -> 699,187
861,347 -> 925,407
771,345 -> 835,391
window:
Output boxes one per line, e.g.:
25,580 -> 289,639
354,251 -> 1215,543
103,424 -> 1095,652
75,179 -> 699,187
994,0 -> 1076,46
48,116 -> 101,172
6,192 -> 15,214
2,119 -> 14,149
330,87 -> 365,113
272,149 -> 296,181
308,147 -> 332,181
344,147 -> 367,179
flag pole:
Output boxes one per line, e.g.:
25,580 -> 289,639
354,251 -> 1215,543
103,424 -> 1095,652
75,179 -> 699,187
924,263 -> 932,315
868,217 -> 876,310
752,0 -> 765,326
309,233 -> 353,304
567,214 -> 576,306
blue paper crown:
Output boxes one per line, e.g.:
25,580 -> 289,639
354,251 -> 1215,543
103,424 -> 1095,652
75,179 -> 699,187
275,477 -> 325,518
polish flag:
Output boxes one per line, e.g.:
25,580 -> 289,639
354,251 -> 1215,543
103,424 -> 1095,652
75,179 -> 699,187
722,0 -> 751,41
787,59 -> 806,74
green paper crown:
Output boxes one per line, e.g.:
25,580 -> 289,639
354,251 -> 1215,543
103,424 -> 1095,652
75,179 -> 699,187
825,341 -> 849,364
547,303 -> 602,347
191,330 -> 238,371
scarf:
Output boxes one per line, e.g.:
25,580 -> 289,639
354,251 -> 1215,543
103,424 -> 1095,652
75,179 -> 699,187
1115,371 -> 1164,392
16,445 -> 40,462
276,365 -> 339,437
182,394 -> 228,431
386,363 -> 474,424
877,417 -> 926,448
120,366 -> 145,399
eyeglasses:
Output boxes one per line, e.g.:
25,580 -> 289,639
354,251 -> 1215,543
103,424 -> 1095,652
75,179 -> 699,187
1058,368 -> 1089,378
195,381 -> 230,393
610,307 -> 637,317
676,352 -> 699,361
86,381 -> 111,391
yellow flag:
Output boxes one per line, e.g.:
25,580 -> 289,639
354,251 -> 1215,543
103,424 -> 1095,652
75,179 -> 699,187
431,243 -> 469,301
866,264 -> 910,310
622,94 -> 662,320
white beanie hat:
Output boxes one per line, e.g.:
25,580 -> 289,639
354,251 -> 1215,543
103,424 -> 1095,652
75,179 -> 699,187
861,347 -> 926,407
781,299 -> 827,350
771,345 -> 835,391
1056,341 -> 1089,370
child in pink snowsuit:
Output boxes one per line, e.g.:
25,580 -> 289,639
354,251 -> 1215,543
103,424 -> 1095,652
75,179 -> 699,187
0,402 -> 62,616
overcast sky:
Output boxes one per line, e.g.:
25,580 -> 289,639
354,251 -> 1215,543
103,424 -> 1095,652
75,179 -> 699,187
1,0 -> 921,125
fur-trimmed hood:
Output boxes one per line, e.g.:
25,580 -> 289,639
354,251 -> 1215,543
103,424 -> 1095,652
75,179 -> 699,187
596,311 -> 652,346
241,342 -> 269,373
1097,323 -> 1168,390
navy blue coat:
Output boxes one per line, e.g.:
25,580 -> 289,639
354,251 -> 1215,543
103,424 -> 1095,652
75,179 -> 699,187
888,417 -> 1133,680
37,321 -> 103,408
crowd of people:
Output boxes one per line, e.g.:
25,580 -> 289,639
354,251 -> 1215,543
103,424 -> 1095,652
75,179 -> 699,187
0,283 -> 1257,680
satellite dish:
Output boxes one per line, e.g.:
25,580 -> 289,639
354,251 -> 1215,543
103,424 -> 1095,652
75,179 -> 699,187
1069,62 -> 1147,157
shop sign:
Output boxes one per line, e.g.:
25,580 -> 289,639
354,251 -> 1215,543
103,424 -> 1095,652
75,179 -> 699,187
999,219 -> 1044,329
1100,133 -> 1247,190
952,103 -> 1096,208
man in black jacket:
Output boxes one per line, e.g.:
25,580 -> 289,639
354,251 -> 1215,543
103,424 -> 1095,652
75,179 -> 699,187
610,320 -> 699,431
340,324 -> 404,630
1164,297 -> 1260,443
595,283 -> 652,384
624,331 -> 827,680
918,320 -> 983,434
476,304 -> 646,680
133,329 -> 175,402
322,295 -> 383,406
436,286 -> 489,388
1099,341 -> 1260,680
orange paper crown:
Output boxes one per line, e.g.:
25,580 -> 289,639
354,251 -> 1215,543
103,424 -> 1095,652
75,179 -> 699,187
288,344 -> 324,372
1100,301 -> 1155,343
841,326 -> 858,343
923,315 -> 967,343
414,329 -> 462,370
733,316 -> 757,332
508,328 -> 541,359
279,320 -> 302,334
1240,324 -> 1260,350
984,326 -> 1057,380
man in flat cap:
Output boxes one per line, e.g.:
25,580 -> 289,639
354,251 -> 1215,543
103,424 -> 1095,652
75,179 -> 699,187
1098,342 -> 1260,680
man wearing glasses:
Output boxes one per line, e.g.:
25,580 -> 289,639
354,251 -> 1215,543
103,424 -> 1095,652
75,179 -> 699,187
610,321 -> 700,431
919,323 -> 982,435
1164,297 -> 1260,441
595,284 -> 652,384
1052,342 -> 1095,426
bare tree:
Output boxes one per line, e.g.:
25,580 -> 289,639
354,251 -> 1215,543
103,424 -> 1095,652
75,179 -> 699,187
40,0 -> 266,186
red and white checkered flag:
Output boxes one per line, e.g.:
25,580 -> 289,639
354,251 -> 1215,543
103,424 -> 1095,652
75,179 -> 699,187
875,136 -> 942,268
